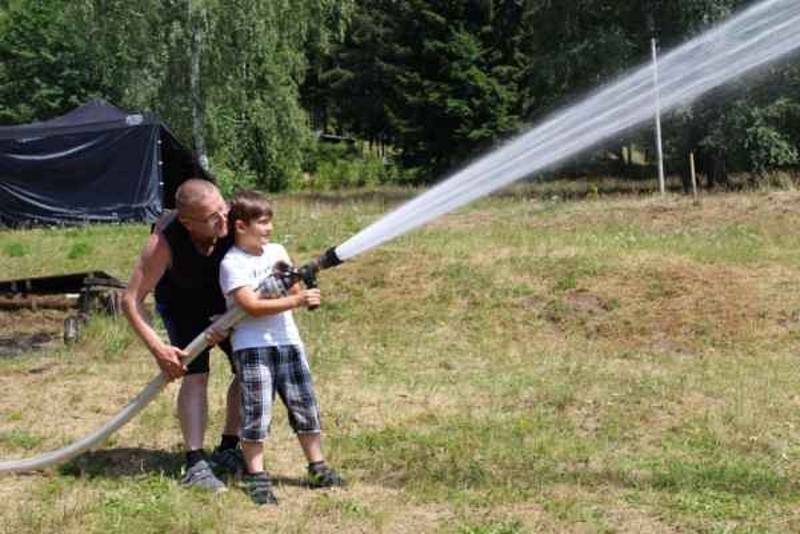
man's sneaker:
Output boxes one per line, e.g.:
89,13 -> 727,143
307,463 -> 346,488
209,446 -> 244,479
240,472 -> 278,505
181,459 -> 226,493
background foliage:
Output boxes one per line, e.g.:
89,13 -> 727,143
0,0 -> 798,190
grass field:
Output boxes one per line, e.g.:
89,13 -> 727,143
2,189 -> 800,532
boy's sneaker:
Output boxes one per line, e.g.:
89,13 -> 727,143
307,463 -> 346,488
240,472 -> 278,505
209,446 -> 244,479
181,459 -> 226,493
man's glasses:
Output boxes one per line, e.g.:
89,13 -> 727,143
185,206 -> 229,226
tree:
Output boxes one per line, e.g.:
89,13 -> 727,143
3,0 -> 797,190
304,1 -> 396,152
198,0 -> 354,191
313,0 -> 521,181
652,0 -> 800,188
0,0 -> 354,192
0,1 -> 104,123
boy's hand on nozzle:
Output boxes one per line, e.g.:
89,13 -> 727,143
299,288 -> 321,309
152,342 -> 188,381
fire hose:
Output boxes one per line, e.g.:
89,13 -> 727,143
0,248 -> 342,474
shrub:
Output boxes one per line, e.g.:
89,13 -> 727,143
297,141 -> 402,190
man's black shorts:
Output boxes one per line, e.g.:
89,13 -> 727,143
157,304 -> 234,375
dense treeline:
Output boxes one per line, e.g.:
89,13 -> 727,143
1,0 -> 798,191
0,0 -> 354,192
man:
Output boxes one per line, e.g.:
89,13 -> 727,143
122,179 -> 242,491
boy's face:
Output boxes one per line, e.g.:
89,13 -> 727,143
236,215 -> 273,250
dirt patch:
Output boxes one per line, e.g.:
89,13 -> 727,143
524,256 -> 773,354
646,332 -> 693,355
564,290 -> 611,315
0,332 -> 57,358
587,259 -> 767,350
0,309 -> 67,358
542,290 -> 611,327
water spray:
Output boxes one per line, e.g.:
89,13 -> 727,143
335,0 -> 800,261
0,247 -> 344,474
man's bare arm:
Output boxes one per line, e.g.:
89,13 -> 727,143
122,232 -> 188,380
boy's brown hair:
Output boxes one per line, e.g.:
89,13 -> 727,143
227,189 -> 273,227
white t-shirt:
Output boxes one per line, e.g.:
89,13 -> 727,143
219,243 -> 303,351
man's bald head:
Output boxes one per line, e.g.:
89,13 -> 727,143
175,179 -> 220,215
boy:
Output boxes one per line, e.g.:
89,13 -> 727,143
219,190 -> 345,505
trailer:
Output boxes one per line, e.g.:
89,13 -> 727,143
0,271 -> 126,343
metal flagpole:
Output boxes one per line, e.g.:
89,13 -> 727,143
651,36 -> 666,195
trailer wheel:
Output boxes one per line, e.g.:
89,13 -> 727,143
64,315 -> 81,344
103,289 -> 123,316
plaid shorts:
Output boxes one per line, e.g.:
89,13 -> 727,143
233,345 -> 321,441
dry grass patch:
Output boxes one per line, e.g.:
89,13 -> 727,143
578,258 -> 767,352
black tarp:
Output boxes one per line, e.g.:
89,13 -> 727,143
0,101 -> 208,226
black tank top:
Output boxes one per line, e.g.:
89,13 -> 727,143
154,214 -> 234,320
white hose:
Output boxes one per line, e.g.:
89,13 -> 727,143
0,305 -> 247,474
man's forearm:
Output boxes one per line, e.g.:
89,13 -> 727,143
122,297 -> 164,355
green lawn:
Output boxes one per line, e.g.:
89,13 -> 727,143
1,190 -> 800,532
